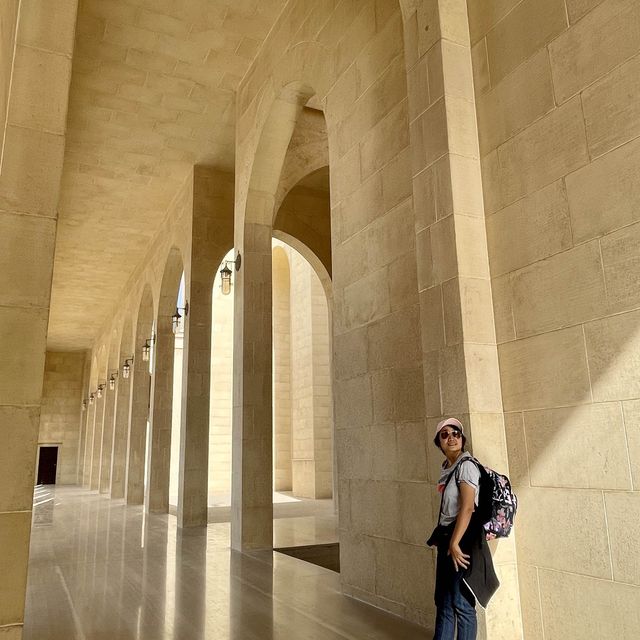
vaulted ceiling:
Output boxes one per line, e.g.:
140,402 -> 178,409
47,0 -> 288,350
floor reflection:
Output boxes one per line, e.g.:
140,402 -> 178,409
24,487 -> 427,640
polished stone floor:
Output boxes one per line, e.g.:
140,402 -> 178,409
24,487 -> 428,639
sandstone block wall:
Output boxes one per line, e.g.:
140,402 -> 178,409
470,0 -> 640,636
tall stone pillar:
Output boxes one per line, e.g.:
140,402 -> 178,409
76,353 -> 90,483
89,391 -> 105,490
99,381 -> 116,493
111,366 -> 132,499
404,1 -> 522,636
126,352 -> 150,505
147,321 -> 174,513
231,220 -> 273,551
177,167 -> 234,527
82,400 -> 96,487
0,1 -> 78,636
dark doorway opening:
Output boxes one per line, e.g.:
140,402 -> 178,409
275,542 -> 340,573
37,446 -> 58,485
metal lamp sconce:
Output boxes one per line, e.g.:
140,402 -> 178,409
142,334 -> 156,362
171,302 -> 189,334
108,371 -> 118,391
122,357 -> 133,379
220,252 -> 241,296
96,383 -> 105,399
89,393 -> 95,406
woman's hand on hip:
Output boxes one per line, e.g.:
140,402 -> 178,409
448,542 -> 470,571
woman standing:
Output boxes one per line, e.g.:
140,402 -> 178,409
426,418 -> 498,640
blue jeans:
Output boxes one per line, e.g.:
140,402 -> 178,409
433,549 -> 477,640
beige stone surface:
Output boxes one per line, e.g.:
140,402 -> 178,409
8,45 -> 72,135
582,52 -> 640,159
464,343 -> 503,413
503,409 -> 531,487
510,241 -> 607,337
485,0 -> 567,86
466,0 -> 521,44
453,214 -> 490,279
516,563 -> 544,640
622,399 -> 640,490
17,0 -> 77,56
538,568 -> 640,639
523,403 -> 632,490
0,307 -> 49,406
600,221 -> 640,313
476,48 -> 555,155
0,214 -> 56,308
495,97 -> 589,207
584,309 -> 640,402
487,180 -> 573,277
0,125 -> 65,218
549,0 -> 640,104
490,273 -> 515,344
604,491 -> 640,585
0,407 -> 39,512
565,0 -> 607,23
0,512 -> 31,626
516,487 -> 611,578
566,136 -> 640,244
499,326 -> 591,411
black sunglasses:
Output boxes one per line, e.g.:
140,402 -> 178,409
439,429 -> 462,440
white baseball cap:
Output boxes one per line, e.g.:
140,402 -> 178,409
434,417 -> 464,438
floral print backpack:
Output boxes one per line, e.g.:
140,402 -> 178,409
458,457 -> 518,540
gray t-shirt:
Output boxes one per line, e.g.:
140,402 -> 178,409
437,452 -> 481,526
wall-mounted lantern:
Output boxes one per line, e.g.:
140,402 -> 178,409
82,399 -> 87,412
89,393 -> 95,406
171,302 -> 189,334
122,357 -> 133,379
109,371 -> 118,391
142,335 -> 156,362
96,383 -> 105,399
220,252 -> 241,296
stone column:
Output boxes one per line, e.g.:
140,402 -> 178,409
177,167 -> 234,527
111,368 -> 132,499
404,1 -> 522,636
99,382 -> 116,493
126,355 -> 150,505
147,321 -> 174,513
76,353 -> 90,483
82,400 -> 96,487
0,1 -> 78,636
231,220 -> 273,550
89,391 -> 105,490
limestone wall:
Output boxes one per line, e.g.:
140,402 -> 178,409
39,351 -> 86,485
470,0 -> 640,636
